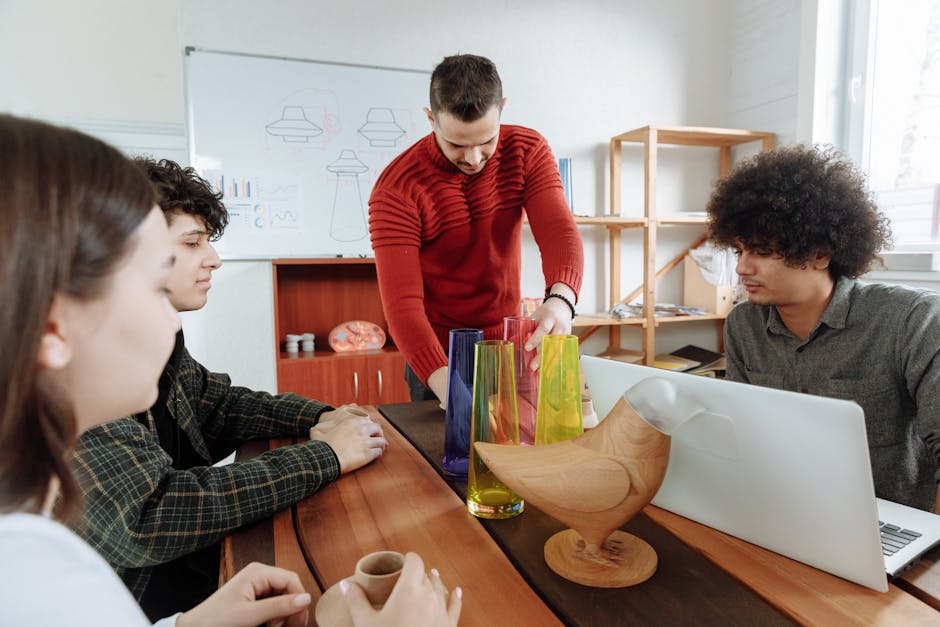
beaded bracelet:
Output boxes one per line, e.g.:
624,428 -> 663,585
544,293 -> 576,320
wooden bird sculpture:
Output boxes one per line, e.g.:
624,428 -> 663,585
473,385 -> 676,588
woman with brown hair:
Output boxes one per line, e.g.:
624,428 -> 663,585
0,114 -> 312,626
0,114 -> 461,627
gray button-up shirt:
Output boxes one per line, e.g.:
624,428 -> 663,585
725,276 -> 940,511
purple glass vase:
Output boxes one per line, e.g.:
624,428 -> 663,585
442,328 -> 483,477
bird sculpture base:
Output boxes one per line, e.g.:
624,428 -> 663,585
544,529 -> 657,588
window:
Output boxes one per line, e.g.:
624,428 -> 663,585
853,0 -> 940,249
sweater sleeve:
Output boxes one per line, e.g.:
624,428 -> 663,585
370,188 -> 447,383
374,243 -> 448,383
71,418 -> 340,569
522,137 -> 584,300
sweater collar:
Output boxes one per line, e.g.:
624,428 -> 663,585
419,127 -> 503,175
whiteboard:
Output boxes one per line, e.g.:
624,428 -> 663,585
184,48 -> 430,258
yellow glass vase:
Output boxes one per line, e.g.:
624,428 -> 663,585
467,340 -> 524,519
535,334 -> 583,444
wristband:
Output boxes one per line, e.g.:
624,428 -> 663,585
544,293 -> 576,320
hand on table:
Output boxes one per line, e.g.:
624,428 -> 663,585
342,552 -> 462,627
312,404 -> 370,433
311,414 -> 387,473
176,562 -> 310,627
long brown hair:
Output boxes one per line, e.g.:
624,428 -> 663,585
0,115 -> 155,519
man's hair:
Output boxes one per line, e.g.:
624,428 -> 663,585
429,54 -> 503,122
707,144 -> 892,279
133,157 -> 228,241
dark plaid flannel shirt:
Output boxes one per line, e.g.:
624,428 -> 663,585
69,336 -> 339,600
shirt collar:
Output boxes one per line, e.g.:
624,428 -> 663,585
765,275 -> 856,336
817,276 -> 855,330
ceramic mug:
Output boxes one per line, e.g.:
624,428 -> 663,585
351,550 -> 405,607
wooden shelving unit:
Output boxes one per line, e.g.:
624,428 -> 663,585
272,258 -> 410,406
574,125 -> 776,364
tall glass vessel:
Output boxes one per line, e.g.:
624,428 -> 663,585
502,316 -> 539,445
535,334 -> 583,444
467,340 -> 524,519
442,328 -> 483,477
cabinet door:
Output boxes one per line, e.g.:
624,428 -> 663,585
277,357 -> 368,407
366,352 -> 410,404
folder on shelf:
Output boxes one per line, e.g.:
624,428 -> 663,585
652,354 -> 700,372
669,344 -> 727,376
670,344 -> 722,366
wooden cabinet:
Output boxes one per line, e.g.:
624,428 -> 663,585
276,350 -> 407,406
574,125 -> 775,364
272,259 -> 410,405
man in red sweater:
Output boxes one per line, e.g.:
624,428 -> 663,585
368,54 -> 584,403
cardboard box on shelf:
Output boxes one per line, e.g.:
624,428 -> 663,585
683,259 -> 733,316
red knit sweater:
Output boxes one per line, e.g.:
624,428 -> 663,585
368,125 -> 584,383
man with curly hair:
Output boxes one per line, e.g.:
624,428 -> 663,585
708,144 -> 940,513
70,158 -> 387,619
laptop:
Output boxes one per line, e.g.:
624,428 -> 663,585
580,355 -> 940,592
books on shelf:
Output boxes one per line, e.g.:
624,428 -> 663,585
654,344 -> 726,376
595,347 -> 644,364
611,303 -> 707,319
652,354 -> 700,371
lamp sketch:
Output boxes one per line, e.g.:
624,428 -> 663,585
327,149 -> 370,242
357,108 -> 406,147
266,106 -> 324,143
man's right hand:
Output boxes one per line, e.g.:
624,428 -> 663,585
310,415 -> 386,473
427,366 -> 449,410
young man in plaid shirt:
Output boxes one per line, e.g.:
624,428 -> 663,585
71,158 -> 387,620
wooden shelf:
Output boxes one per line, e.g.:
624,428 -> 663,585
572,215 -> 646,228
524,215 -> 646,228
612,125 -> 776,148
657,216 -> 709,225
653,313 -> 728,324
573,313 -> 646,328
591,125 -> 776,365
273,256 -> 376,266
272,259 -> 409,405
278,347 -> 402,362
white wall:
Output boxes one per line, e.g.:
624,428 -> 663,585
0,1 -> 183,124
726,0 -> 802,145
5,0 -> 810,388
180,0 -> 736,366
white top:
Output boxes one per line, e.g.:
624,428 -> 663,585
0,512 -> 178,626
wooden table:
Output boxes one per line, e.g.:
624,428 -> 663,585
221,402 -> 940,625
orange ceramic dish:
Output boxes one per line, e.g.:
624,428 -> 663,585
328,320 -> 387,352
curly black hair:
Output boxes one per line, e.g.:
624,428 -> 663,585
706,144 -> 892,279
132,157 -> 229,241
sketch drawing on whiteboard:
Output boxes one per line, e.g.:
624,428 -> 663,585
326,149 -> 369,242
265,106 -> 323,142
357,107 -> 407,147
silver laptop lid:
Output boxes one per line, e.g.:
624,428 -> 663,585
581,355 -> 888,592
